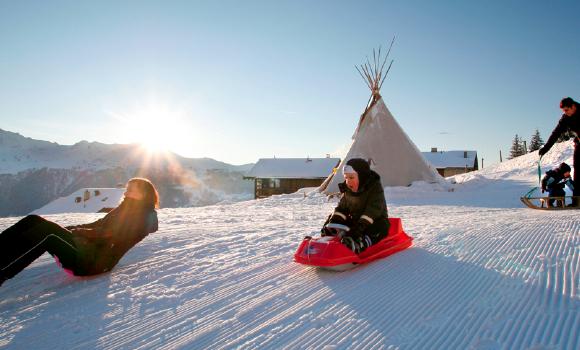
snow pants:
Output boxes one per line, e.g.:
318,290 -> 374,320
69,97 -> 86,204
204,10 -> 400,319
0,215 -> 78,280
547,188 -> 566,207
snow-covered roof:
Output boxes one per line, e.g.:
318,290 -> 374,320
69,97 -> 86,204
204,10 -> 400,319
32,187 -> 125,215
245,158 -> 340,179
422,150 -> 477,169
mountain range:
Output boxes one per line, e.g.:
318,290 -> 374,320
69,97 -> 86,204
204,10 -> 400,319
0,128 -> 254,216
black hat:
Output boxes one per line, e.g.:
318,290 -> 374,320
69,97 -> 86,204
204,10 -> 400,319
558,162 -> 571,174
344,158 -> 371,185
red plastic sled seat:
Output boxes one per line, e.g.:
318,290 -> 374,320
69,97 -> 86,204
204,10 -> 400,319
294,217 -> 413,271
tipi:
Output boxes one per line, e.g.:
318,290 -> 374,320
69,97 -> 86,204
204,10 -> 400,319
320,43 -> 442,194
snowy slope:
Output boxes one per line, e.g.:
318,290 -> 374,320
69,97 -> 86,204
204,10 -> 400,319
0,142 -> 578,349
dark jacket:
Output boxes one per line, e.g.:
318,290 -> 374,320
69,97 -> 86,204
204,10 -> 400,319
542,102 -> 580,153
542,167 -> 573,193
67,199 -> 158,275
332,170 -> 388,239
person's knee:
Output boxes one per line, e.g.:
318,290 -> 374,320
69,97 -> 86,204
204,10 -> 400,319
22,215 -> 46,225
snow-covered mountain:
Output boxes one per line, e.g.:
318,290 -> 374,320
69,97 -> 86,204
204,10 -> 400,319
0,129 -> 254,216
0,140 -> 577,349
0,128 -> 251,174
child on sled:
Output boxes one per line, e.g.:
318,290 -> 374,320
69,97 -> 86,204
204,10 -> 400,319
541,162 -> 575,207
321,158 -> 389,254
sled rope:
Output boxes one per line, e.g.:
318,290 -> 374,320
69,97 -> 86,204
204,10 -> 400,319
537,156 -> 542,188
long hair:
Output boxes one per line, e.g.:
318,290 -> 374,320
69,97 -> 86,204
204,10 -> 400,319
127,177 -> 160,208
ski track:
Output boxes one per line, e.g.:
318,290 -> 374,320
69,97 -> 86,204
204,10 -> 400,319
0,193 -> 579,349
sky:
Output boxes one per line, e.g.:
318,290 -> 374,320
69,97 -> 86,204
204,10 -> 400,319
0,0 -> 579,166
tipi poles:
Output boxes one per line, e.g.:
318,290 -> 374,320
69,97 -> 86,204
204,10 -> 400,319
355,36 -> 396,110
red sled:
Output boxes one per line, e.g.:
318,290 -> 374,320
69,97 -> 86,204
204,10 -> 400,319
294,217 -> 413,271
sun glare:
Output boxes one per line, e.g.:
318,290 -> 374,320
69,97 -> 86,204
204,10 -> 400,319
109,97 -> 195,156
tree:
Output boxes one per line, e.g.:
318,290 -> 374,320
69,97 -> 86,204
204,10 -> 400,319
509,134 -> 526,159
529,129 -> 544,152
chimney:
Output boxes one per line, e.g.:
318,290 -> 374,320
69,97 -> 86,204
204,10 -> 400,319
431,147 -> 438,153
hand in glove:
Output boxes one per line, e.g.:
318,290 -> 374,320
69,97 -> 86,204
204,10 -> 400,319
538,147 -> 547,157
321,225 -> 337,237
348,218 -> 371,240
328,213 -> 347,226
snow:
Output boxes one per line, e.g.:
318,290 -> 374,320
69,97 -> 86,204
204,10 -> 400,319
245,158 -> 340,179
0,141 -> 578,349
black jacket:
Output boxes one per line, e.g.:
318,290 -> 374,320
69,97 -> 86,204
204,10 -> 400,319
67,199 -> 158,275
542,102 -> 580,153
332,170 -> 388,238
542,169 -> 572,192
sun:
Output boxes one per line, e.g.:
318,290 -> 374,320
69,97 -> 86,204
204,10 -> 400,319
109,96 -> 194,155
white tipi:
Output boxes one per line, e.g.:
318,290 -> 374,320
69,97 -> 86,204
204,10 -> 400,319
320,44 -> 442,194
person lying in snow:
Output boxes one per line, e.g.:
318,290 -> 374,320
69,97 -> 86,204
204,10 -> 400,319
321,158 -> 389,254
0,178 -> 159,287
541,162 -> 575,207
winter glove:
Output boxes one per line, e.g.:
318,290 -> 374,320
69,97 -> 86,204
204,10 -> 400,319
348,218 -> 371,240
538,147 -> 547,157
341,235 -> 372,254
321,225 -> 336,237
328,212 -> 347,226
341,236 -> 361,254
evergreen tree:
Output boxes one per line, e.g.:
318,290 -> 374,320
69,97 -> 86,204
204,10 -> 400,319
509,134 -> 526,159
529,129 -> 544,152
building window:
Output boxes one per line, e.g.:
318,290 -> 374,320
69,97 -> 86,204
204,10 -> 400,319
257,178 -> 280,189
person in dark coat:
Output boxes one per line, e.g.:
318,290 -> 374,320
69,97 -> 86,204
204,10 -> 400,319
541,162 -> 574,207
0,178 -> 159,287
539,97 -> 580,206
322,158 -> 389,254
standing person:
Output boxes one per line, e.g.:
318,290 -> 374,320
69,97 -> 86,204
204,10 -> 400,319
539,97 -> 580,206
0,178 -> 159,287
321,158 -> 389,254
541,162 -> 574,207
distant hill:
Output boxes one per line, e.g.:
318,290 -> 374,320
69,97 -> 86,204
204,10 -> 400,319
0,129 -> 254,216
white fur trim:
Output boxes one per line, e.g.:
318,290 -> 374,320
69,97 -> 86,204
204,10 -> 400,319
343,165 -> 356,174
333,211 -> 347,220
360,215 -> 374,224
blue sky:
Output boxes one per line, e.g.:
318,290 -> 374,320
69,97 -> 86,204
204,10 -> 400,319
0,0 -> 579,166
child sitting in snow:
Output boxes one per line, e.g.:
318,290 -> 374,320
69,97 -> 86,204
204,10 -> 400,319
541,162 -> 575,207
321,158 -> 389,254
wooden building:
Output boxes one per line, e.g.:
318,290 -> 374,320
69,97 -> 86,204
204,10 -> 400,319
422,148 -> 478,177
244,157 -> 340,199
